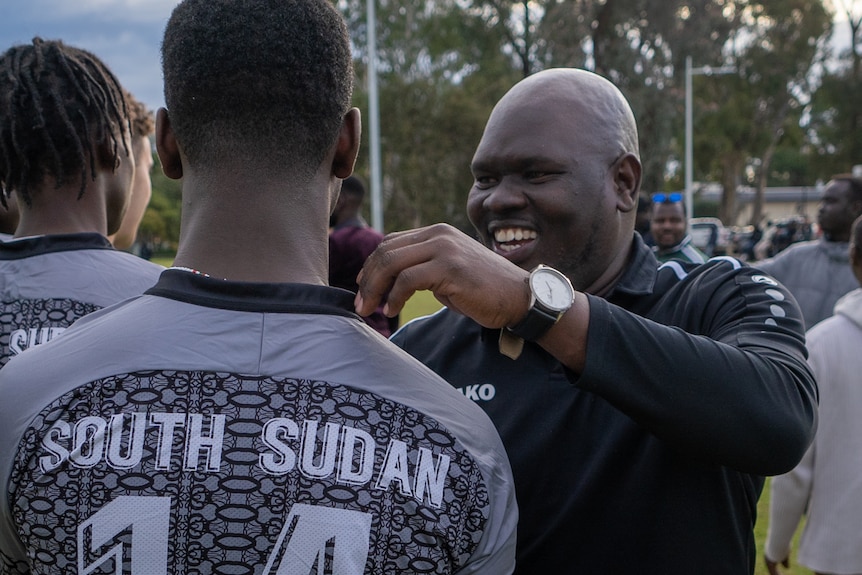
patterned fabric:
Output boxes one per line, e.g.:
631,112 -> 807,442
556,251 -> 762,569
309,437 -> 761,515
10,373 -> 487,574
0,270 -> 517,575
0,233 -> 163,366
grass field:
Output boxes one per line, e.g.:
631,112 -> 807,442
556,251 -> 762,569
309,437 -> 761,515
150,257 -> 810,572
398,289 -> 443,325
755,479 -> 811,575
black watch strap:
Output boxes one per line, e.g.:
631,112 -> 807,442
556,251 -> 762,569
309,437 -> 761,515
507,305 -> 561,342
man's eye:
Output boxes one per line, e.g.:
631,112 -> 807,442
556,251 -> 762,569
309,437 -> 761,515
525,171 -> 552,181
474,176 -> 497,188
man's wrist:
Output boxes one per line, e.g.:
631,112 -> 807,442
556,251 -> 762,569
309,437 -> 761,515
506,265 -> 575,342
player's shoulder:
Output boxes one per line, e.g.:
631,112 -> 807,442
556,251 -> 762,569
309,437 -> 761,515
104,250 -> 165,274
656,255 -> 747,283
391,307 -> 471,345
657,255 -> 797,301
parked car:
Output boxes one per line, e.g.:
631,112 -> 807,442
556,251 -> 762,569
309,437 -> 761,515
689,217 -> 730,257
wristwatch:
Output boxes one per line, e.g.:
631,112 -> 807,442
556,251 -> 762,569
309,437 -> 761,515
507,264 -> 575,342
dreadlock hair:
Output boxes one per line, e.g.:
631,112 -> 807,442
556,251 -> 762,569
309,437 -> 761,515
161,0 -> 354,179
0,38 -> 130,209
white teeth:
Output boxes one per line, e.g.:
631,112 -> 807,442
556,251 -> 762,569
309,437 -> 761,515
494,228 -> 536,243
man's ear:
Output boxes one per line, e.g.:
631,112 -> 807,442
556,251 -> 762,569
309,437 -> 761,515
332,108 -> 361,179
614,153 -> 642,213
155,108 -> 183,180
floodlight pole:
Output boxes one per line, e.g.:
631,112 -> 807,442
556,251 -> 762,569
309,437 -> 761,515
368,0 -> 383,232
685,56 -> 735,223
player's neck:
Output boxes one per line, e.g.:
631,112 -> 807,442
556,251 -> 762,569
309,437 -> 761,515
13,186 -> 109,238
173,177 -> 330,284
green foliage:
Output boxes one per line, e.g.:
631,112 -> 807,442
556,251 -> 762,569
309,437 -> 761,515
140,152 -> 182,251
147,1 -> 857,243
754,479 -> 813,575
807,69 -> 862,179
399,289 -> 444,326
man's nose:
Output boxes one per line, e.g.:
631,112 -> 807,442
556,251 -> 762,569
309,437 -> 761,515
483,179 -> 529,212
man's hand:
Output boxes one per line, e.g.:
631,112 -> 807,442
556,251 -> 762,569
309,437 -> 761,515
764,554 -> 790,575
354,223 -> 531,329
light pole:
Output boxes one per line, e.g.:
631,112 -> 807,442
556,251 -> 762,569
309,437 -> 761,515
685,56 -> 735,223
367,0 -> 383,232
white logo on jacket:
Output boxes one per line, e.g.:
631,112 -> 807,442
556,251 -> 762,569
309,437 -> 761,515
457,384 -> 496,402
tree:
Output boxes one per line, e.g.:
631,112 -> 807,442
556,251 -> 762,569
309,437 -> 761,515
806,0 -> 862,179
692,0 -> 831,224
140,152 -> 182,253
338,0 -> 837,231
341,0 -> 517,232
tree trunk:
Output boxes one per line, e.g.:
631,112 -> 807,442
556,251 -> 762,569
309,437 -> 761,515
719,154 -> 744,225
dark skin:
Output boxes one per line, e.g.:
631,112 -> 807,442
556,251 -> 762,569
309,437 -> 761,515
13,135 -> 135,238
355,69 -> 642,373
0,193 -> 18,235
817,179 -> 862,243
156,107 -> 361,283
650,201 -> 687,250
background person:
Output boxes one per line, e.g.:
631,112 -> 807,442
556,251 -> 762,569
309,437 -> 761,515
764,213 -> 862,575
0,38 -> 164,366
649,192 -> 706,263
0,2 -> 517,573
756,174 -> 862,329
330,175 -> 398,336
109,91 -> 155,251
635,191 -> 654,246
356,67 -> 816,575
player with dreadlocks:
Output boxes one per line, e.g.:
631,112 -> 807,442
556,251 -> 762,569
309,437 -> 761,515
0,38 -> 164,366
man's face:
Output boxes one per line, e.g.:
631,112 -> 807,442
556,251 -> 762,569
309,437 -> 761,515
818,180 -> 861,240
650,201 -> 687,250
466,94 -> 624,292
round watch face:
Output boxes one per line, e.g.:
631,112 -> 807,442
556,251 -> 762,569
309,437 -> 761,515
529,267 -> 574,312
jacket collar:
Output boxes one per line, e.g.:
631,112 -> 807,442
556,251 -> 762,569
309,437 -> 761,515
145,268 -> 362,318
0,233 -> 113,260
607,233 -> 659,297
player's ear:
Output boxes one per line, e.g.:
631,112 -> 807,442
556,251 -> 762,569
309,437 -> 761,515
155,108 -> 183,180
614,153 -> 641,213
332,108 -> 361,179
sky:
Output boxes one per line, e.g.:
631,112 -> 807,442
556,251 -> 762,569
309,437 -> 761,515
0,0 -> 856,114
0,0 -> 180,111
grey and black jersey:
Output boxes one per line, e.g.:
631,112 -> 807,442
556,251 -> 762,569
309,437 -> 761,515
0,233 -> 164,366
0,270 -> 517,574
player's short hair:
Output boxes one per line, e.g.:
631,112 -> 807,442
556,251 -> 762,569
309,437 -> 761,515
0,38 -> 131,207
161,0 -> 354,179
